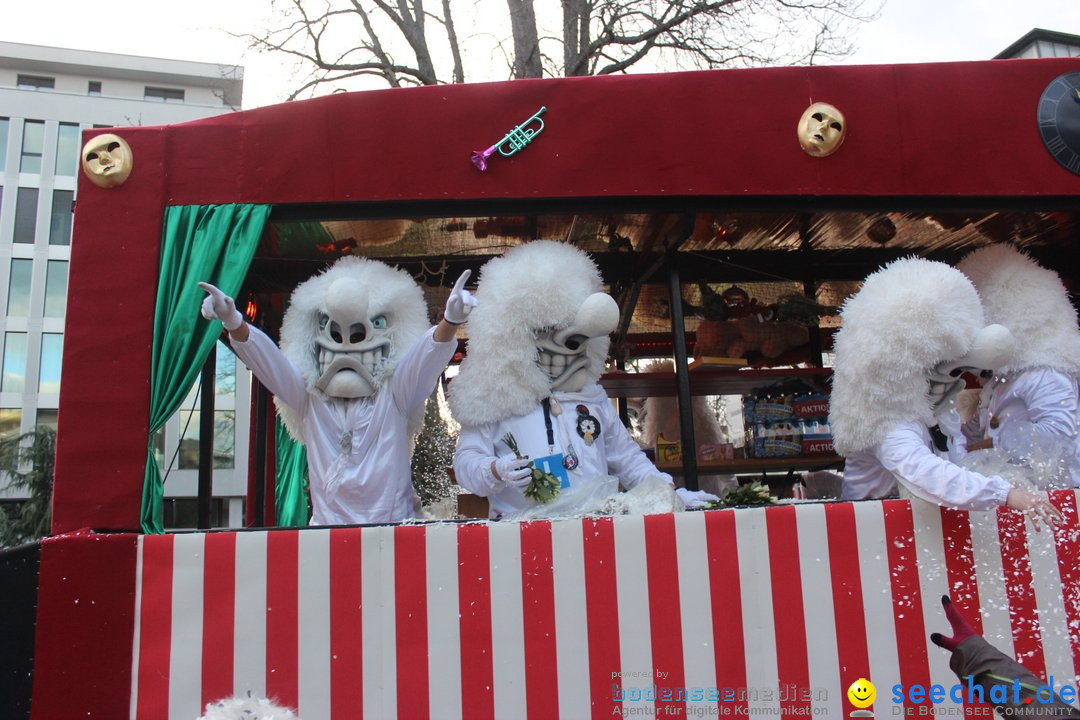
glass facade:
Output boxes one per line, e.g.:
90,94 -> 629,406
38,334 -> 62,393
2,332 -> 28,392
49,190 -> 73,245
7,259 -> 32,317
14,188 -> 38,243
44,261 -> 68,317
55,124 -> 80,176
20,120 -> 44,173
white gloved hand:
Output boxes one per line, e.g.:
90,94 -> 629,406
443,269 -> 477,325
491,453 -> 532,488
198,281 -> 244,331
676,487 -> 720,509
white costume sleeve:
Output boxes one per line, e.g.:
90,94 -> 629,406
595,397 -> 674,490
229,324 -> 308,410
992,368 -> 1079,460
453,422 -> 505,497
388,326 -> 458,417
875,421 -> 1011,510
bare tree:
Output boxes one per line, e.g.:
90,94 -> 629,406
242,0 -> 878,98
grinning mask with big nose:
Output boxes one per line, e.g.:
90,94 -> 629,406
314,277 -> 392,398
926,323 -> 1014,417
535,292 -> 620,393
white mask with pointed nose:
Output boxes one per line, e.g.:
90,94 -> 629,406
535,292 -> 620,393
314,276 -> 393,398
928,324 -> 1014,416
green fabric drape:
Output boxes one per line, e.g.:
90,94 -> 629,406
142,204 -> 271,533
274,418 -> 310,526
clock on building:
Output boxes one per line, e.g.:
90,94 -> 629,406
1038,71 -> 1080,175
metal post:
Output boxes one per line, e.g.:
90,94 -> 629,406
197,344 -> 216,529
252,382 -> 269,527
668,256 -> 699,491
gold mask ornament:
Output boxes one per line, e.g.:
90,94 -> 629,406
81,133 -> 133,188
797,102 -> 846,157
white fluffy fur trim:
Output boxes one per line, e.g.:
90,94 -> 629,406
829,257 -> 984,454
449,241 -> 610,426
276,256 -> 429,440
957,244 -> 1080,376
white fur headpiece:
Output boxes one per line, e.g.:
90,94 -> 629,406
276,256 -> 429,438
957,244 -> 1080,376
449,240 -> 610,426
829,257 -> 985,454
198,695 -> 298,720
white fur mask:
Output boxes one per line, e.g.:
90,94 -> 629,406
449,240 -> 616,427
275,256 -> 429,439
957,243 -> 1080,377
829,257 -> 992,455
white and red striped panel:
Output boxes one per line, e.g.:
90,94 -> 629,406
130,492 -> 1080,720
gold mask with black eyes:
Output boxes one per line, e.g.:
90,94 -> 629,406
81,133 -> 133,188
797,102 -> 846,158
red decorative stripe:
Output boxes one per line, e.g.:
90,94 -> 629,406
266,531 -> 299,709
939,507 -> 993,716
458,523 -> 495,720
997,508 -> 1047,678
395,525 -> 430,719
201,533 -> 237,708
330,528 -> 363,718
1049,491 -> 1080,682
765,505 -> 811,715
882,501 -> 931,710
824,502 -> 871,715
703,510 -> 747,714
137,536 -> 174,720
643,513 -> 686,716
583,517 -> 621,719
520,520 -> 559,720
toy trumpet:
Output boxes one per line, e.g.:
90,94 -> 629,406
471,106 -> 547,171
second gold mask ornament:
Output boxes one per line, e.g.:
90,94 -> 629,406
798,102 -> 846,157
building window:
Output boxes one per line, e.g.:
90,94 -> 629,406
49,190 -> 73,246
55,123 -> 80,176
178,410 -> 236,469
0,117 -> 8,172
38,334 -> 63,393
44,261 -> 68,318
217,343 -> 236,396
20,120 -> 45,173
6,259 -> 32,317
35,408 -> 57,432
145,86 -> 185,103
2,333 -> 28,392
0,409 -> 21,441
14,188 -> 38,244
88,81 -> 102,96
17,75 -> 54,91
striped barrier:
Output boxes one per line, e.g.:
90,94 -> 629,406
130,493 -> 1080,719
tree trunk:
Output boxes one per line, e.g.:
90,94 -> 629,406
506,0 -> 542,78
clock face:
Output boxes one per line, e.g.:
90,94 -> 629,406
1038,71 -> 1080,175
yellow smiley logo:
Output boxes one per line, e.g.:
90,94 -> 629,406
847,678 -> 876,708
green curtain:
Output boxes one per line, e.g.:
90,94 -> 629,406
274,417 -> 310,526
142,204 -> 271,533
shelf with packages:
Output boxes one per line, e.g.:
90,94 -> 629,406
600,364 -> 841,479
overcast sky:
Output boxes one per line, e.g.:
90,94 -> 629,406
4,0 -> 1080,109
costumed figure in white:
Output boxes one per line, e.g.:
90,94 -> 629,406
199,257 -> 475,525
449,240 -> 718,519
829,257 -> 1060,527
951,244 -> 1080,488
